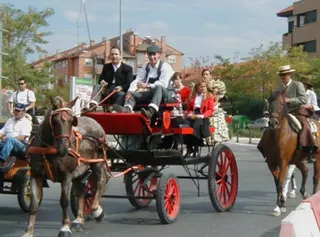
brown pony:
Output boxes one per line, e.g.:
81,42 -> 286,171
22,96 -> 109,237
259,92 -> 320,216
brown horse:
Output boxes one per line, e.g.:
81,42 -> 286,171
22,96 -> 109,237
259,93 -> 320,216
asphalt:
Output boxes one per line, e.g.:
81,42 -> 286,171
0,137 -> 315,237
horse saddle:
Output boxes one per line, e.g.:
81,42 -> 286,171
287,114 -> 318,134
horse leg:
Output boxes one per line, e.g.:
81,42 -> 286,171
90,164 -> 106,222
71,178 -> 85,232
313,153 -> 320,194
278,159 -> 289,213
267,161 -> 282,216
22,176 -> 43,237
57,175 -> 72,237
282,165 -> 296,199
288,171 -> 297,198
295,159 -> 309,199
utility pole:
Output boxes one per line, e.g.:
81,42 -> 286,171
0,21 -> 9,117
119,0 -> 123,55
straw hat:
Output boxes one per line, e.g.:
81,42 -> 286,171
277,65 -> 296,75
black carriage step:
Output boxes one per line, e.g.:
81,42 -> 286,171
101,194 -> 154,199
182,155 -> 210,165
0,190 -> 15,194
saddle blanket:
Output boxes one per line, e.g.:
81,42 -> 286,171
289,114 -> 318,134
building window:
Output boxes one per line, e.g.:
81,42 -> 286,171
297,40 -> 317,53
96,58 -> 104,65
167,55 -> 176,64
137,52 -> 145,65
305,10 -> 317,24
288,21 -> 294,33
85,58 -> 93,66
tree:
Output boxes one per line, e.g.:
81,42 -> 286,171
0,3 -> 56,89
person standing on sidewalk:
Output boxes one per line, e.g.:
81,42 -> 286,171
7,77 -> 39,124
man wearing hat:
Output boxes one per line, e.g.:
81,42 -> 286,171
300,75 -> 320,114
258,65 -> 317,161
0,103 -> 32,168
113,44 -> 174,119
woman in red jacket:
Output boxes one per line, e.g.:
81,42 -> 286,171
184,81 -> 215,157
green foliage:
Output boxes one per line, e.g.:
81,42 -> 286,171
0,3 -> 56,91
211,42 -> 320,119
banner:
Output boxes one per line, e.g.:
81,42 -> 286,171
70,77 -> 94,116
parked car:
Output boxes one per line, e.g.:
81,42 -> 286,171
247,117 -> 269,131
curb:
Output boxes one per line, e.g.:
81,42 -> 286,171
279,192 -> 320,237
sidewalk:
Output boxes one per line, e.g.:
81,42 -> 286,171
227,136 -> 260,145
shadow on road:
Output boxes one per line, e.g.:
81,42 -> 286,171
260,226 -> 280,237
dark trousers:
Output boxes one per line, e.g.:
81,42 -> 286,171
125,85 -> 173,111
184,109 -> 210,147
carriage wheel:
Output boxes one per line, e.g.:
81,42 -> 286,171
18,175 -> 43,212
208,144 -> 238,212
70,178 -> 95,219
156,173 -> 180,224
125,169 -> 158,209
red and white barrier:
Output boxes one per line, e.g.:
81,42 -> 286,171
279,192 -> 320,237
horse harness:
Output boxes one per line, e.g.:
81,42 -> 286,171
25,108 -> 107,182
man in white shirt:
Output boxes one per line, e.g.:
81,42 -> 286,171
300,76 -> 320,113
113,45 -> 174,119
0,103 -> 32,168
7,77 -> 38,124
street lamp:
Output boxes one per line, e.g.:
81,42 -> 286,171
119,0 -> 123,55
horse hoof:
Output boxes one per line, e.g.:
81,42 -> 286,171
71,222 -> 83,232
57,230 -> 72,237
95,210 -> 106,223
303,192 -> 310,199
288,192 -> 296,199
271,210 -> 281,216
280,207 -> 287,213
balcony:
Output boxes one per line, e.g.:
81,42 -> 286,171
95,64 -> 104,74
282,32 -> 293,46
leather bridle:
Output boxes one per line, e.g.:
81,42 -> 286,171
49,108 -> 74,144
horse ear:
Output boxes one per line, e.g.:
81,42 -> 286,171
67,96 -> 79,108
72,116 -> 78,127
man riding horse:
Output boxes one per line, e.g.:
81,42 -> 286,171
258,65 -> 317,162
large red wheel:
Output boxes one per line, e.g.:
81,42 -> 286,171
70,178 -> 95,219
208,144 -> 238,212
125,169 -> 158,209
156,173 -> 180,224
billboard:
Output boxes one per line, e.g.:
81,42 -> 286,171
70,77 -> 94,116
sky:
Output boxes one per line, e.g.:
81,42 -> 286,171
7,0 -> 293,67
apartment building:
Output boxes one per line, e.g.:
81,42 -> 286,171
31,30 -> 184,84
277,0 -> 320,57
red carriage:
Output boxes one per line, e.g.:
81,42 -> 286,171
72,101 -> 239,224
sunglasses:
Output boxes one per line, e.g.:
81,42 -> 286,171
18,83 -> 25,85
14,109 -> 23,112
147,52 -> 156,56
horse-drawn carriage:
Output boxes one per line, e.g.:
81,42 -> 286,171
72,101 -> 239,224
19,96 -> 238,237
0,124 -> 48,213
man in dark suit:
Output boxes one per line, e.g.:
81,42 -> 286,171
90,46 -> 133,107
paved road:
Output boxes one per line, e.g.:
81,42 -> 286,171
0,139 -> 315,237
